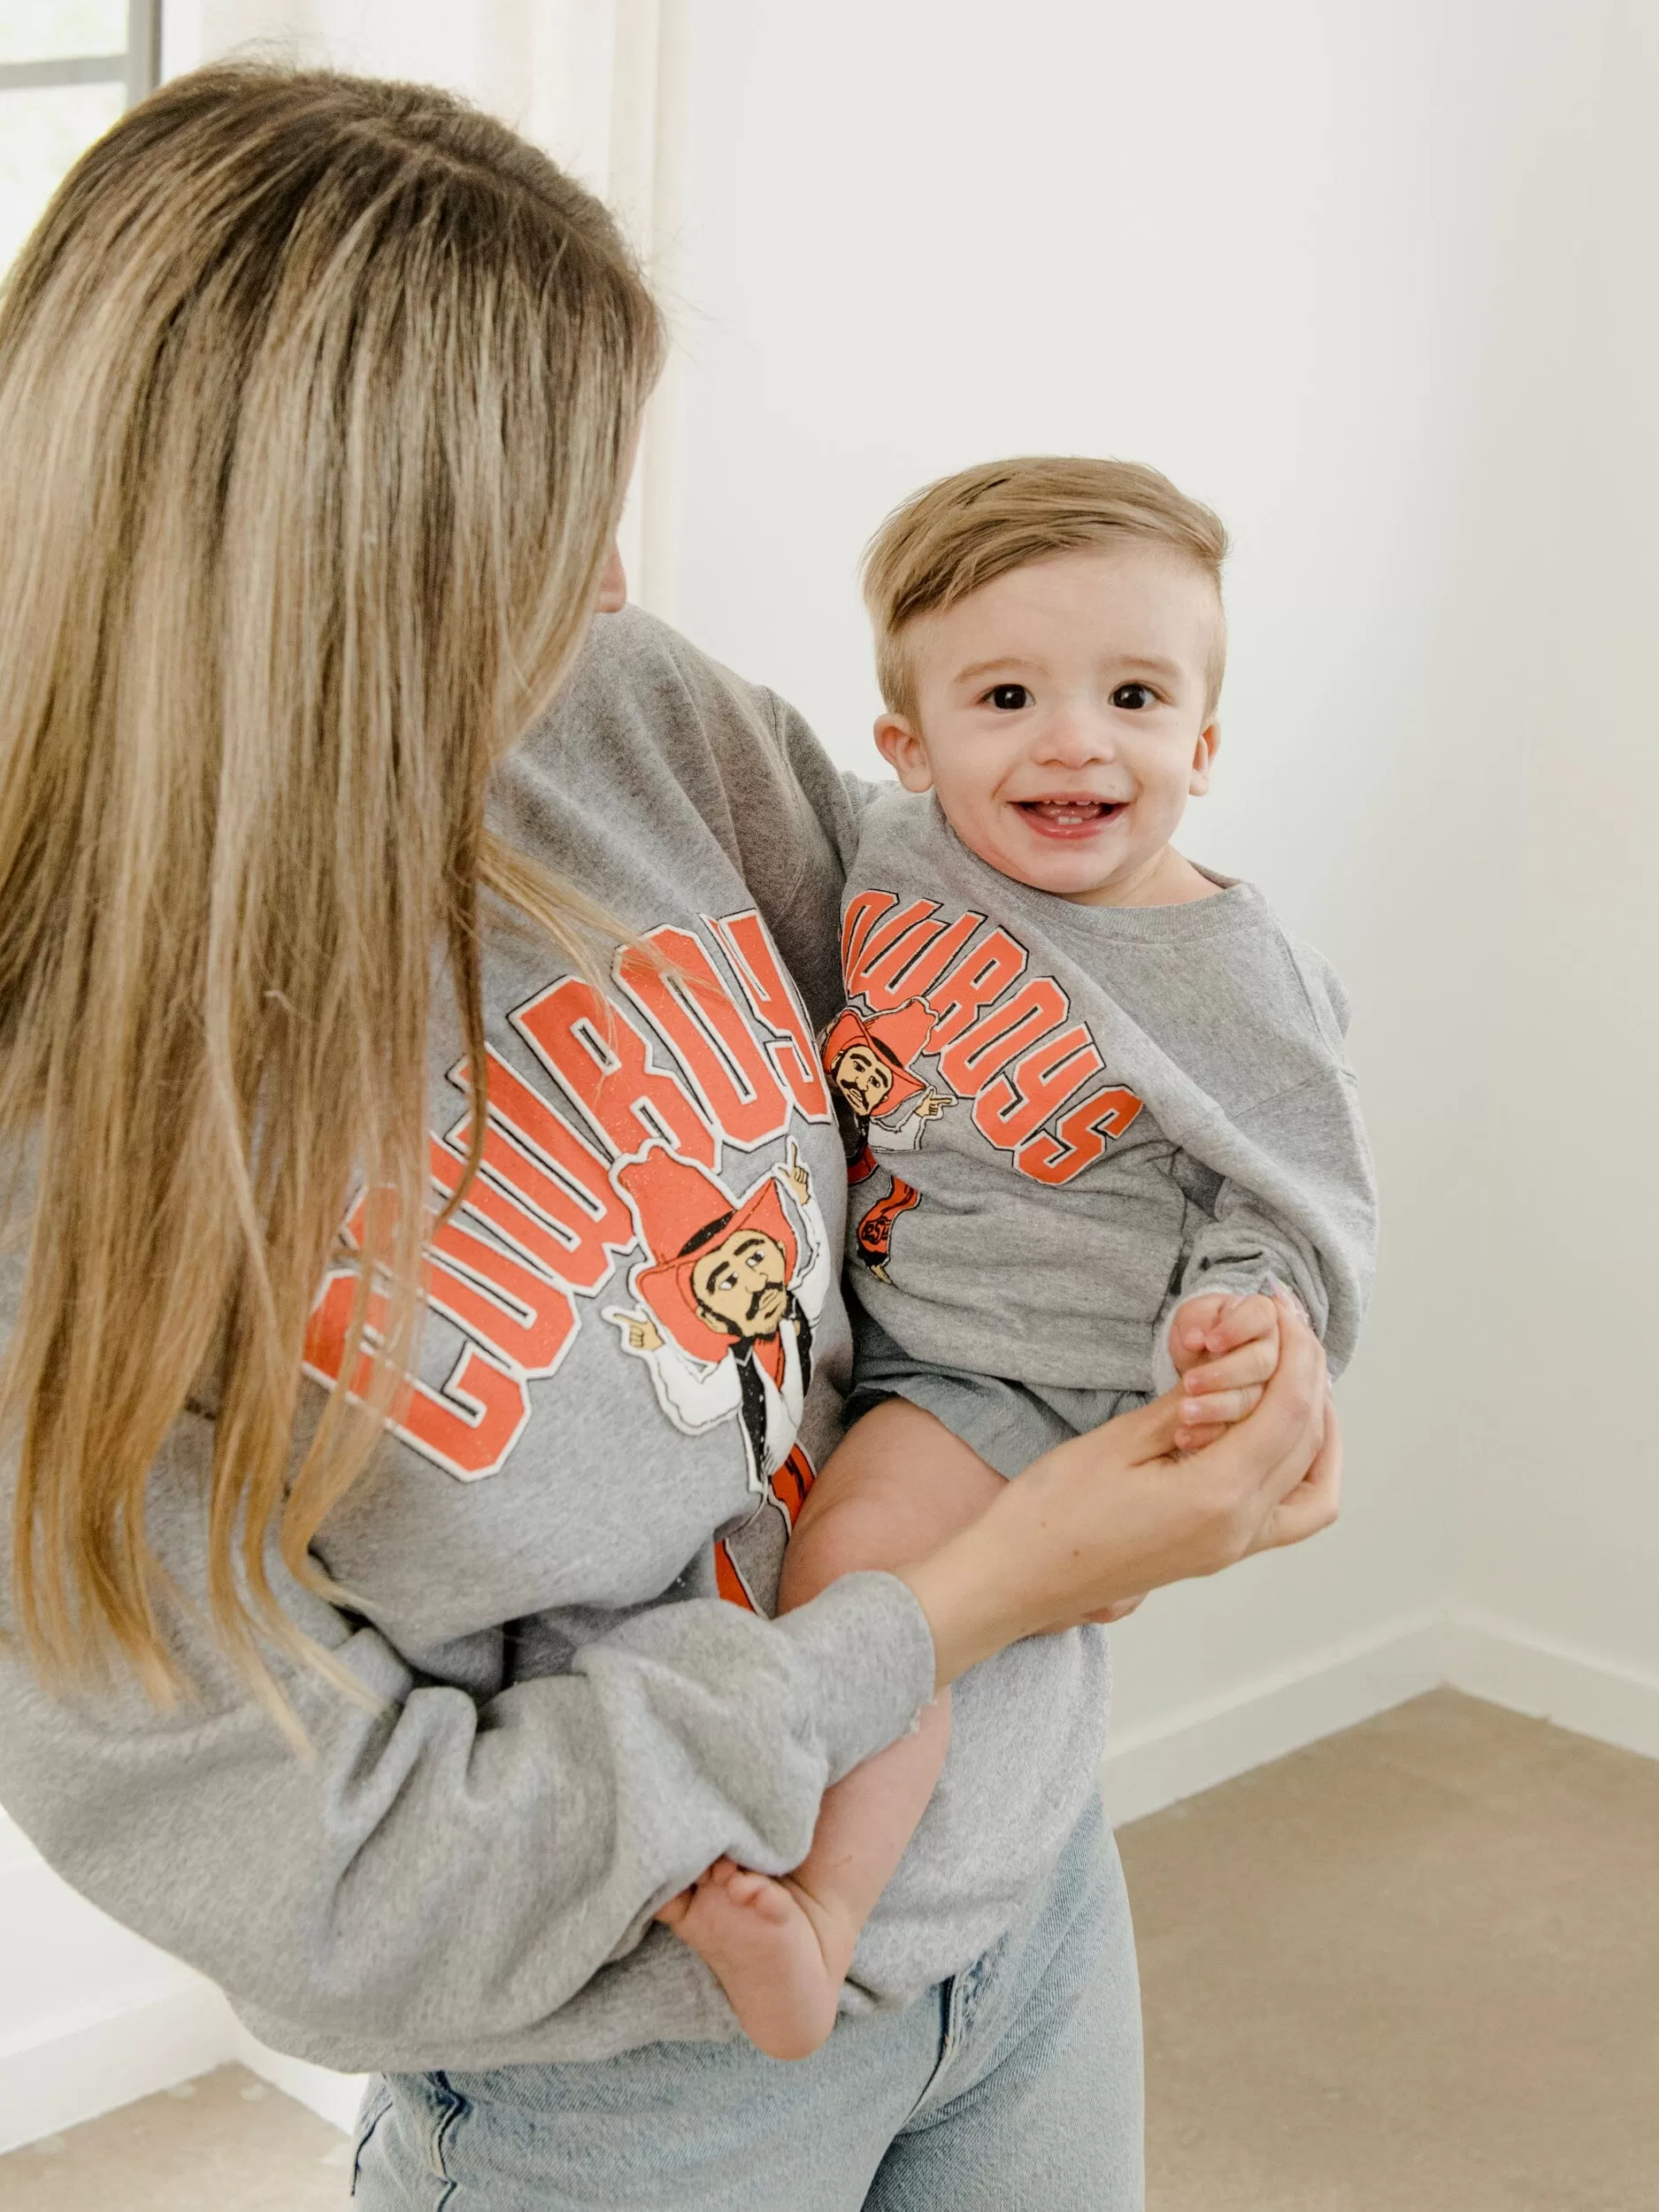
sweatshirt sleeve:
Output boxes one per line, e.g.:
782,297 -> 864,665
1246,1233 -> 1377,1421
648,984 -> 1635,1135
1152,1065 -> 1378,1395
0,1415 -> 936,2074
840,768 -> 894,825
653,645 -> 854,1031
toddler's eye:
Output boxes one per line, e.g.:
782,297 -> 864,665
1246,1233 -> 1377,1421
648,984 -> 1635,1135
987,684 -> 1031,710
1111,683 -> 1156,710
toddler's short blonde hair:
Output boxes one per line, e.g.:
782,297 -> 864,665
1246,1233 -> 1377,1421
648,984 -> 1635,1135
861,455 -> 1229,719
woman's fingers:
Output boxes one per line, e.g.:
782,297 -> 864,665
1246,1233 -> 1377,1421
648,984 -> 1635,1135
1175,1425 -> 1228,1453
1106,1386 -> 1188,1465
1186,1302 -> 1326,1534
1178,1381 -> 1264,1435
1248,1394 -> 1343,1555
1251,1296 -> 1324,1457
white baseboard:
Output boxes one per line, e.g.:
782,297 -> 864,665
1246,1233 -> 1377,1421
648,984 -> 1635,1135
0,1815 -> 239,2155
1442,1613 -> 1659,1763
0,1981 -> 233,2157
232,2025 -> 363,2134
1100,1615 -> 1447,1827
1100,1610 -> 1659,1831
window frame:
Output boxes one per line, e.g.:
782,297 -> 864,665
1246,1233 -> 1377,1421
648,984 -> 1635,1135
0,1 -> 160,110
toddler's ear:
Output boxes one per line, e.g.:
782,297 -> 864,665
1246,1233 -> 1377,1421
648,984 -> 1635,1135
875,714 -> 934,792
1188,719 -> 1221,797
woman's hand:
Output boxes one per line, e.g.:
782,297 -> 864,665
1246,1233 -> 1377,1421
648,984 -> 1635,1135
900,1295 -> 1339,1691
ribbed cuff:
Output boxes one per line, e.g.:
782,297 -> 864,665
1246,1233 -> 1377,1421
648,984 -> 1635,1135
775,1571 -> 937,1784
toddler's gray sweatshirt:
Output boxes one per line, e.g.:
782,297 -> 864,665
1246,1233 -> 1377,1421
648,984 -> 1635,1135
833,787 -> 1377,1397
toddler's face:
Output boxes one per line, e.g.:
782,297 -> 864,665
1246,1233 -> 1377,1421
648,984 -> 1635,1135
878,543 -> 1221,904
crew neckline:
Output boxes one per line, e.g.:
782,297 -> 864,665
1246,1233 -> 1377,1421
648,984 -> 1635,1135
928,798 -> 1267,945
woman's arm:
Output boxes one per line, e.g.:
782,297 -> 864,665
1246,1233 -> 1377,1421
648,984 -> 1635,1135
0,1308 -> 1330,2070
0,1412 -> 937,2074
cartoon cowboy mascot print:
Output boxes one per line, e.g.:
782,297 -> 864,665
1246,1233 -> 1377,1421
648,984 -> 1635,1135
606,1141 -> 829,1606
821,996 -> 952,1282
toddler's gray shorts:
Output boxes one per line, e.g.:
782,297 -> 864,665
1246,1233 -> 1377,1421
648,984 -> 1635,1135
847,1310 -> 1149,1481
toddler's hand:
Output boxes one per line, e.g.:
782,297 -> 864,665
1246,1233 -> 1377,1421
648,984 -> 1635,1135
1169,1291 -> 1281,1454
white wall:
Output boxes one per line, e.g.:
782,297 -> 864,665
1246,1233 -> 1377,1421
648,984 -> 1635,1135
0,1809 -> 229,2154
1446,0 -> 1659,1716
642,0 -> 1580,1777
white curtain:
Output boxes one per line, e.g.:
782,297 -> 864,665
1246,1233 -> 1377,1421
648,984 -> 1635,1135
166,0 -> 688,610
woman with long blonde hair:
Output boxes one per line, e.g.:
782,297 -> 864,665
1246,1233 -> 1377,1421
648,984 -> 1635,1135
0,66 -> 1336,2208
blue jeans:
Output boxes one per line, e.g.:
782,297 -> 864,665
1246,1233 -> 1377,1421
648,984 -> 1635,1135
349,1793 -> 1142,2210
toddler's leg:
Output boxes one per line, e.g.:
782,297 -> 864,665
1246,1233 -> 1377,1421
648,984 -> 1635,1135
658,1398 -> 1002,2059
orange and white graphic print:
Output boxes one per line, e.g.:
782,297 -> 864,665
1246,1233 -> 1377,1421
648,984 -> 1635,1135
301,908 -> 833,1610
821,998 -> 950,1281
604,1140 -> 825,1606
828,890 -> 1148,1276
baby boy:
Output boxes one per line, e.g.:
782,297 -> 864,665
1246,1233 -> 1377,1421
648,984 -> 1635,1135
658,456 -> 1378,2057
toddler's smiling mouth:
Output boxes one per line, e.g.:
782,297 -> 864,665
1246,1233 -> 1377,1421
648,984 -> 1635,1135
1015,796 -> 1128,835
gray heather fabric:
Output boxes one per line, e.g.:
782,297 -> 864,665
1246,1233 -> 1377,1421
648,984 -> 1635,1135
848,1310 -> 1146,1482
832,787 -> 1377,1402
0,609 -> 947,2073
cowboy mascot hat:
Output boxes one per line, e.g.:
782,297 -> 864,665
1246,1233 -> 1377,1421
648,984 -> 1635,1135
820,996 -> 935,1118
615,1144 -> 799,1363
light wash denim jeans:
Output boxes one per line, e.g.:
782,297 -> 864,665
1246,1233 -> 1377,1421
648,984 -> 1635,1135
349,1793 -> 1143,2211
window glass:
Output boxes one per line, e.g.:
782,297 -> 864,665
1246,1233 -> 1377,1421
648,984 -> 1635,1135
0,4 -> 129,67
0,82 -> 127,270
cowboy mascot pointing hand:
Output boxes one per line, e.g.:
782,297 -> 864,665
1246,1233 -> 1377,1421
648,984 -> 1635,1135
821,997 -> 952,1281
605,1141 -> 828,1603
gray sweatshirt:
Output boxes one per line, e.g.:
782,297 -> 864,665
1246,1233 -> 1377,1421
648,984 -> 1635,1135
833,787 -> 1377,1398
0,610 -> 960,2072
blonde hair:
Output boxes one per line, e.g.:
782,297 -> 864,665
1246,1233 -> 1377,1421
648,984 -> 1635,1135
861,455 -> 1229,718
0,65 -> 664,1717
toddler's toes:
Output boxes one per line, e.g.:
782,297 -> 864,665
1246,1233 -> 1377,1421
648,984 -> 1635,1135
747,1880 -> 799,1928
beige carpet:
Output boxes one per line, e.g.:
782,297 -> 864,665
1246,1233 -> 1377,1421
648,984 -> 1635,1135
3,1689 -> 1653,2209
1121,1688 -> 1659,2211
0,2066 -> 348,2209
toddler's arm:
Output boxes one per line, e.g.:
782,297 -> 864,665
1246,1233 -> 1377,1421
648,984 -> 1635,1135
780,1399 -> 1004,1609
1154,1057 -> 1378,1408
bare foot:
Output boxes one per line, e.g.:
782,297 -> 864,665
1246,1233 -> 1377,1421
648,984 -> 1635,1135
657,1858 -> 853,2061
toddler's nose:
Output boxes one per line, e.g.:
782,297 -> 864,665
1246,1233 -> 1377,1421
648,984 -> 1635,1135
1034,711 -> 1114,767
